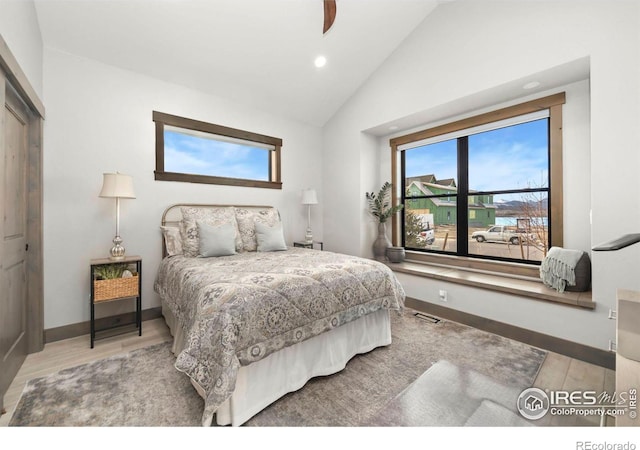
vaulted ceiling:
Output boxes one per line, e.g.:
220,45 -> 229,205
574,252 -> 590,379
34,0 -> 441,126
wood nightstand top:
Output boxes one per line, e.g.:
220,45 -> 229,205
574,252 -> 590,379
90,255 -> 142,265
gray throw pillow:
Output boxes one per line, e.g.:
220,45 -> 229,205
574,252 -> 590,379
565,251 -> 592,292
255,221 -> 287,252
197,221 -> 237,257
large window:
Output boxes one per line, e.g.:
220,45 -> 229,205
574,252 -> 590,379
154,111 -> 282,189
391,93 -> 565,264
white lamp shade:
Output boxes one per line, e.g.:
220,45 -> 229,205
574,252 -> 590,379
301,189 -> 318,205
99,173 -> 136,198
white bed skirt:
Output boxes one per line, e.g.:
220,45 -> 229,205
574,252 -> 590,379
162,304 -> 392,426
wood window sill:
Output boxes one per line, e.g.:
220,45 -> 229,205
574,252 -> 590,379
386,258 -> 594,310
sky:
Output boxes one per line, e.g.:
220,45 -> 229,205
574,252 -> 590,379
164,117 -> 548,193
164,129 -> 270,181
405,118 -> 549,198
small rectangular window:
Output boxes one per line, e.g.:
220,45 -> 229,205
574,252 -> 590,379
154,111 -> 282,189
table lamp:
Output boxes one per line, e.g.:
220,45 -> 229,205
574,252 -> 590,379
99,172 -> 135,260
301,188 -> 318,243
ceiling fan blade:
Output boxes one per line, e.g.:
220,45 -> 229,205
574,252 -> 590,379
323,0 -> 337,34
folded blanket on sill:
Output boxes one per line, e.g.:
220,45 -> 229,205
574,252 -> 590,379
540,246 -> 584,293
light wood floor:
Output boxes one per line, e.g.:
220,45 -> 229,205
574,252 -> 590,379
0,318 -> 615,427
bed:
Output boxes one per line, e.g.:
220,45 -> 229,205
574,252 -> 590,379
153,204 -> 405,426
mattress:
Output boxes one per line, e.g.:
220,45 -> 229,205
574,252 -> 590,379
163,304 -> 391,426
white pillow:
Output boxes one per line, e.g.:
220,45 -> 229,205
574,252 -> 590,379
160,226 -> 183,256
197,221 -> 237,257
255,221 -> 287,252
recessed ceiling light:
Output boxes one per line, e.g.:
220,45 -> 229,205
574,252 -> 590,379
314,56 -> 327,68
389,125 -> 399,131
523,81 -> 541,90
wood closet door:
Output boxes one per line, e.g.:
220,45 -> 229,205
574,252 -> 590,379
0,73 -> 29,408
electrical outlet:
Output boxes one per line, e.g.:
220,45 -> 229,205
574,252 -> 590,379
439,289 -> 447,302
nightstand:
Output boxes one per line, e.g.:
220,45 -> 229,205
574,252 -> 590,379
293,241 -> 323,250
90,255 -> 142,348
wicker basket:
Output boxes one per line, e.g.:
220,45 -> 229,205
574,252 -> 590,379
94,275 -> 139,302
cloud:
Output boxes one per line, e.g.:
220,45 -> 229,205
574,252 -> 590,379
468,141 -> 548,191
164,131 -> 269,180
404,118 -> 549,192
405,139 -> 457,182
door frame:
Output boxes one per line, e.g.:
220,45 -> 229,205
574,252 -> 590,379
0,35 -> 44,355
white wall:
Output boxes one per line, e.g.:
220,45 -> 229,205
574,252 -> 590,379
322,1 -> 640,351
0,0 -> 43,98
42,48 -> 323,329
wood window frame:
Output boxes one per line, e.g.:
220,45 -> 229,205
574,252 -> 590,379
390,92 -> 565,266
153,111 -> 283,189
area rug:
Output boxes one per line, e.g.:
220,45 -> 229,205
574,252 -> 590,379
9,308 -> 546,427
365,360 -> 533,426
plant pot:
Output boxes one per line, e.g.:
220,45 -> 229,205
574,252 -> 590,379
386,246 -> 405,263
373,222 -> 391,261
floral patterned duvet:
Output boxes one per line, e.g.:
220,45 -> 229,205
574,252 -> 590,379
154,247 -> 405,426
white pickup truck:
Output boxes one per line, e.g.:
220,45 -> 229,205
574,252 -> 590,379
417,213 -> 435,245
471,225 -> 531,245
419,226 -> 435,245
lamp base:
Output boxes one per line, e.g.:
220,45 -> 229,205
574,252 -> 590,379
109,235 -> 126,260
305,227 -> 313,244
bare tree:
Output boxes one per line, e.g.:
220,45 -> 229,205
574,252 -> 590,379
516,190 -> 549,257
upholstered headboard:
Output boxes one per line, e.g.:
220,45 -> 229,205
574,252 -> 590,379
160,203 -> 277,257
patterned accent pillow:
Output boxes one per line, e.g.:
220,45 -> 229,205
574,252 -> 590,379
160,225 -> 183,256
180,207 -> 242,257
234,207 -> 280,252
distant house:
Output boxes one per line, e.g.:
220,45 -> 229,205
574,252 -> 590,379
405,175 -> 496,227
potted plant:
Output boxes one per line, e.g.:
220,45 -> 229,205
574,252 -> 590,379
93,263 -> 132,280
366,181 -> 404,261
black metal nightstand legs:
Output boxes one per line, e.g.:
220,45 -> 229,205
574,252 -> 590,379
90,256 -> 142,348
